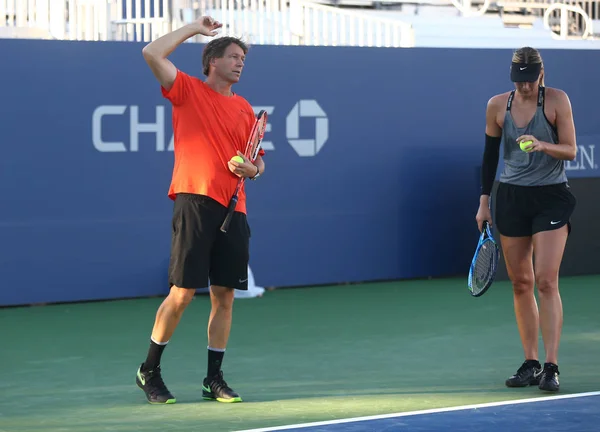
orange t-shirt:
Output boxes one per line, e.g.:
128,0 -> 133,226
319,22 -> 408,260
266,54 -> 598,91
161,69 -> 264,214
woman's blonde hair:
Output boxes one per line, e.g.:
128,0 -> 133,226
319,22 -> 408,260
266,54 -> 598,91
512,46 -> 545,86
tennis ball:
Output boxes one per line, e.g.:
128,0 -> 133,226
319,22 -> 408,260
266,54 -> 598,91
230,155 -> 244,164
520,140 -> 533,152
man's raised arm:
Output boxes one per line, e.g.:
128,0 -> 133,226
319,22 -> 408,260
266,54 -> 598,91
142,17 -> 222,90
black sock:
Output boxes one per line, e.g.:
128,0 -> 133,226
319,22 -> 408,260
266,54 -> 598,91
142,339 -> 167,371
525,359 -> 541,368
207,347 -> 225,378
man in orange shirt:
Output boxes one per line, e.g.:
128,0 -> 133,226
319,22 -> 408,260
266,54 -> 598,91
135,16 -> 265,405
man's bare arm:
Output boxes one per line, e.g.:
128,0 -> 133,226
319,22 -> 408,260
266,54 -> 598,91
141,17 -> 222,90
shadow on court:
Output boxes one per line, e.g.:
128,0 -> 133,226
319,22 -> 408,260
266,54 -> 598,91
2,275 -> 600,432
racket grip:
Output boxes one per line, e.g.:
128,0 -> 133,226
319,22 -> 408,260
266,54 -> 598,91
220,196 -> 238,233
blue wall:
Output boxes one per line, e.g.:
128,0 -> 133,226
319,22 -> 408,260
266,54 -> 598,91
1,39 -> 599,306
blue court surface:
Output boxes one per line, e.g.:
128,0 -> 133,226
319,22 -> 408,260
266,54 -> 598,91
238,391 -> 600,432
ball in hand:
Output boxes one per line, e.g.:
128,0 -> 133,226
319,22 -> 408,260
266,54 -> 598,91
231,155 -> 244,164
520,140 -> 533,152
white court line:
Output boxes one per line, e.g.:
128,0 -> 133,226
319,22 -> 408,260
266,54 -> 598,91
235,391 -> 600,432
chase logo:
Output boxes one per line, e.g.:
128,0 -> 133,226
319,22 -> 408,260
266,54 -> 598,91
286,100 -> 329,157
92,100 -> 329,157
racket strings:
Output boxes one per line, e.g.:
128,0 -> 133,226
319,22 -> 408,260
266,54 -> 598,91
247,118 -> 267,161
473,241 -> 497,291
243,125 -> 260,158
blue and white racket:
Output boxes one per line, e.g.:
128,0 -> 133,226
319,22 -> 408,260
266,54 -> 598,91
468,220 -> 499,297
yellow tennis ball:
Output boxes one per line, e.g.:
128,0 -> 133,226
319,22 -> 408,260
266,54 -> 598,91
520,140 -> 533,152
231,155 -> 244,164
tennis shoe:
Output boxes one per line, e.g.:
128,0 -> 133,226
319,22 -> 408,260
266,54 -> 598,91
505,360 -> 542,387
538,362 -> 560,392
136,363 -> 176,404
202,370 -> 242,403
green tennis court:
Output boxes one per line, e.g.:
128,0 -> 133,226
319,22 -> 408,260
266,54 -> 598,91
2,275 -> 599,432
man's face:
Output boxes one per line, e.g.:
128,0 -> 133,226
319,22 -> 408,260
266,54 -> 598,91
212,43 -> 246,83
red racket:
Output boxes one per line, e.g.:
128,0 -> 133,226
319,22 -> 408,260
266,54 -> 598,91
220,110 -> 268,233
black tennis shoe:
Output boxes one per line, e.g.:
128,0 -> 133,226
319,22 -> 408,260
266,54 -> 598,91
505,360 -> 542,387
202,370 -> 242,403
538,362 -> 560,392
136,363 -> 176,404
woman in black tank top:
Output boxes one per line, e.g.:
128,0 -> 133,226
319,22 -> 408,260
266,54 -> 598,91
476,46 -> 578,393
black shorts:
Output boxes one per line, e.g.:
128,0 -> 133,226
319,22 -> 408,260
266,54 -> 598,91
495,182 -> 576,237
168,193 -> 251,290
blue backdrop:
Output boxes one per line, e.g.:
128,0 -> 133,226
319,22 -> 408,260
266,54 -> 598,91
1,39 -> 599,306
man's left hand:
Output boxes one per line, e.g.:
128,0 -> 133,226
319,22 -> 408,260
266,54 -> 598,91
228,151 -> 258,178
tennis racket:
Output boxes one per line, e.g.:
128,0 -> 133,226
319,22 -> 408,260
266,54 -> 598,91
220,109 -> 268,233
468,220 -> 499,297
